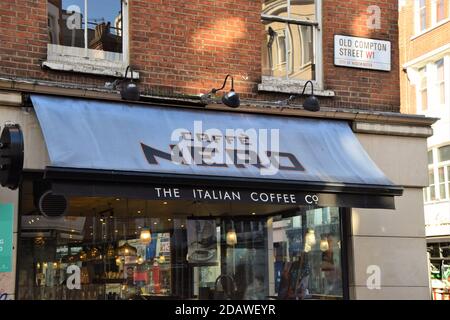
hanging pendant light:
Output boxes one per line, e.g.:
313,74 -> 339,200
137,256 -> 144,265
78,250 -> 87,261
88,246 -> 101,260
106,244 -> 116,258
226,230 -> 237,246
140,227 -> 151,245
320,237 -> 330,252
159,255 -> 165,264
117,241 -> 137,256
305,229 -> 316,246
226,220 -> 237,246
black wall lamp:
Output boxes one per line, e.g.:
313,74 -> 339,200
120,66 -> 140,101
202,74 -> 240,108
0,123 -> 24,190
287,80 -> 320,112
105,66 -> 140,101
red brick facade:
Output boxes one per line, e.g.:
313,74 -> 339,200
0,0 -> 400,112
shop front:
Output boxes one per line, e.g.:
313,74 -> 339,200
7,94 -> 404,300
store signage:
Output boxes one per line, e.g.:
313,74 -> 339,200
150,186 -> 318,205
0,204 -> 13,273
334,35 -> 391,71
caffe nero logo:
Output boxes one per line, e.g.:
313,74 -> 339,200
141,121 -> 304,176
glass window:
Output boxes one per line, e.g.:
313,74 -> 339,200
419,0 -> 427,31
437,0 -> 446,22
47,0 -> 123,54
262,0 -> 318,81
273,208 -> 343,299
429,170 -> 436,201
439,167 -> 446,199
438,145 -> 450,162
16,177 -> 345,300
419,67 -> 428,111
447,167 -> 450,200
436,59 -> 445,105
428,150 -> 434,165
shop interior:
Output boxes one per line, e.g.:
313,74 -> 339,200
16,177 -> 344,300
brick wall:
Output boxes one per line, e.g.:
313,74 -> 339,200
0,0 -> 400,112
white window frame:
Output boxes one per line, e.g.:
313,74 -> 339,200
415,0 -> 427,34
259,0 -> 329,95
43,0 -> 136,78
425,148 -> 435,203
435,58 -> 446,105
417,66 -> 429,112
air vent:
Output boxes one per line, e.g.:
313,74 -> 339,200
38,190 -> 68,218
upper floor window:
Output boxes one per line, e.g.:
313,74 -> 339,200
261,0 -> 320,82
438,144 -> 450,162
436,0 -> 446,23
45,0 -> 130,76
428,150 -> 434,165
419,67 -> 428,111
425,169 -> 436,202
419,0 -> 427,31
436,59 -> 446,105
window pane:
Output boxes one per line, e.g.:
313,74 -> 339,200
262,0 -> 288,18
87,0 -> 123,53
290,0 -> 317,22
274,208 -> 343,298
437,60 -> 444,82
439,145 -> 450,162
288,24 -> 315,80
437,59 -> 445,104
47,0 -> 123,54
419,67 -> 427,110
429,170 -> 435,185
428,150 -> 434,165
439,167 -> 445,182
262,21 -> 288,78
437,0 -> 445,22
422,89 -> 428,110
48,0 -> 86,48
439,167 -> 446,199
440,184 -> 446,199
420,0 -> 427,30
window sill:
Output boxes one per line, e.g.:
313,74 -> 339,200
42,44 -> 139,79
258,77 -> 335,97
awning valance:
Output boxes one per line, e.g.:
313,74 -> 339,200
31,94 -> 402,209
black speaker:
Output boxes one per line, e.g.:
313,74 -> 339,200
33,180 -> 68,218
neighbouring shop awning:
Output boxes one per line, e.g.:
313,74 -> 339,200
30,94 -> 402,209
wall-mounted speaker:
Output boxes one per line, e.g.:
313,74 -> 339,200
33,180 -> 68,218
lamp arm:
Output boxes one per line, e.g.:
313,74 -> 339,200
212,74 -> 233,93
301,80 -> 314,96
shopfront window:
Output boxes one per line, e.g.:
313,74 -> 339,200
17,177 -> 346,300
